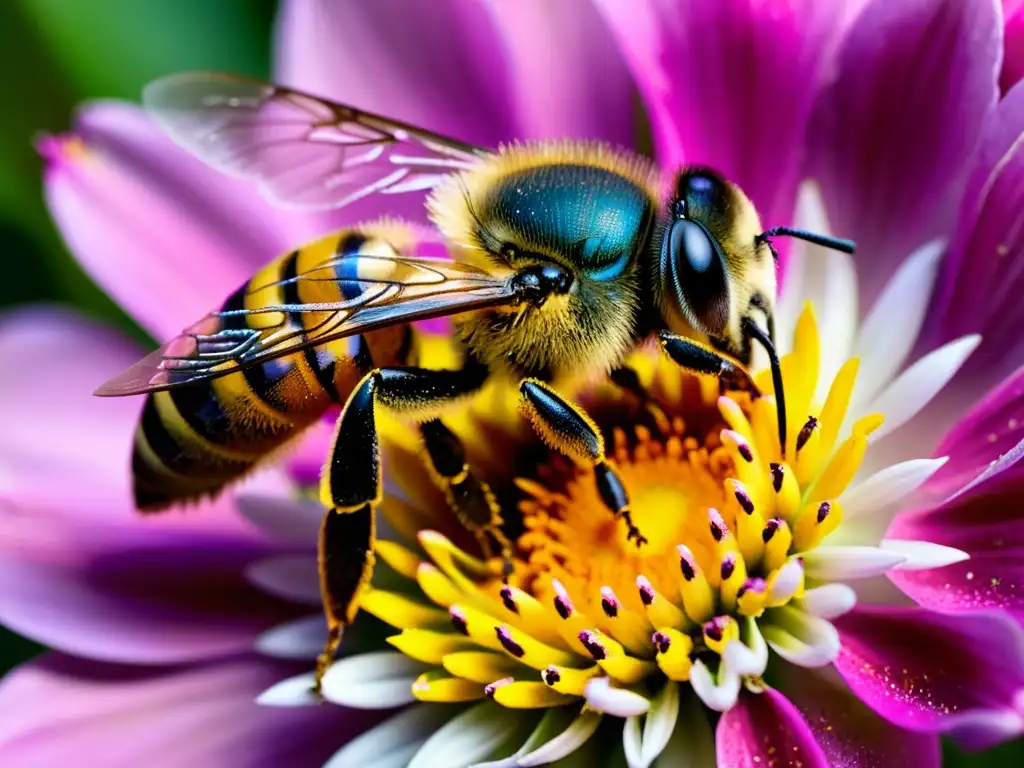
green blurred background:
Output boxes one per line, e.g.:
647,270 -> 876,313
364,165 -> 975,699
0,1 -> 1019,763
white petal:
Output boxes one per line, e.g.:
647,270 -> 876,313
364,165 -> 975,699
841,457 -> 949,520
639,681 -> 680,767
689,660 -> 740,712
408,701 -> 526,768
865,335 -> 981,442
623,716 -> 643,768
762,607 -> 840,668
803,546 -> 907,580
584,677 -> 651,717
652,693 -> 716,768
726,618 -> 769,677
517,710 -> 603,767
256,672 -> 318,707
852,239 -> 946,405
254,614 -> 327,660
321,651 -> 430,709
474,707 -> 574,768
244,555 -> 321,605
235,492 -> 323,545
326,705 -> 455,768
766,559 -> 804,604
796,584 -> 858,619
881,539 -> 971,571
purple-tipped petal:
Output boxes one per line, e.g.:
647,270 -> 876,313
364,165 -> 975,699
808,0 -> 1001,305
1003,0 -> 1024,91
887,448 -> 1024,619
274,0 -> 516,147
833,606 -> 1024,749
0,311 -> 298,664
775,667 -> 941,767
716,688 -> 829,768
596,0 -> 857,228
0,655 -> 376,768
929,80 -> 1024,382
924,365 -> 1024,497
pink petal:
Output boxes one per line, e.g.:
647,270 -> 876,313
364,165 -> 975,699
887,449 -> 1024,619
596,0 -> 857,228
808,0 -> 1001,305
43,102 -> 409,341
833,605 -> 1024,749
275,0 -> 517,148
0,310 -> 298,664
929,79 -> 1024,386
485,0 -> 634,144
925,364 -> 1024,497
1003,0 -> 1024,91
775,667 -> 941,767
0,654 -> 377,768
716,688 -> 829,768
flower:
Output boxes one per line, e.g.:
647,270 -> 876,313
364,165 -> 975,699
2,1 -> 1023,767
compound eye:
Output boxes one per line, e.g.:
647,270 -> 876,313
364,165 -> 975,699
663,217 -> 730,335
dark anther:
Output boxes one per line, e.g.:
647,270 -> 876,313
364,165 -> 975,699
770,462 -> 784,492
652,631 -> 672,654
542,666 -> 561,685
496,626 -> 525,658
499,586 -> 519,614
762,518 -> 781,543
734,487 -> 755,515
720,554 -> 736,581
449,607 -> 469,635
578,630 -> 607,661
737,442 -> 754,462
817,501 -> 832,523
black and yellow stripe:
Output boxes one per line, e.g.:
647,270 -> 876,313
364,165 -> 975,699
132,229 -> 416,511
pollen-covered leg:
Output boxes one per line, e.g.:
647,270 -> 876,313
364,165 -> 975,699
315,503 -> 375,691
519,379 -> 647,547
420,419 -> 513,578
658,331 -> 759,395
314,363 -> 490,688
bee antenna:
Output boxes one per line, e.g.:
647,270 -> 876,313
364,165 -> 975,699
742,318 -> 787,453
756,226 -> 856,255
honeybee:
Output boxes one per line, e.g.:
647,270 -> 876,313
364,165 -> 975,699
96,72 -> 855,688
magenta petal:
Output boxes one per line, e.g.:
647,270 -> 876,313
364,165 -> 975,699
775,667 -> 941,767
1002,0 -> 1024,91
887,447 -> 1024,619
0,654 -> 375,767
716,688 -> 829,768
808,0 -> 1001,305
485,0 -> 634,144
925,365 -> 1024,497
833,606 -> 1024,749
275,0 -> 516,147
597,0 -> 852,227
0,310 -> 298,664
929,80 -> 1024,380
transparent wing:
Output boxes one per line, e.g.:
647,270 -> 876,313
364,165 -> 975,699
142,71 -> 491,210
95,254 -> 516,397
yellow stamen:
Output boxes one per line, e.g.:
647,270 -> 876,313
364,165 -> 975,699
442,651 -> 526,684
361,589 -> 449,630
653,628 -> 694,681
761,519 -> 794,574
491,680 -> 578,709
542,663 -> 601,695
675,545 -> 715,624
412,670 -> 485,702
702,615 -> 740,655
387,629 -> 477,664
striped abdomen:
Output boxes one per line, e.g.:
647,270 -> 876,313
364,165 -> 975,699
132,229 -> 411,511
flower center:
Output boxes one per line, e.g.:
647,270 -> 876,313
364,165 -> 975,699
516,418 -> 733,617
362,303 -> 887,713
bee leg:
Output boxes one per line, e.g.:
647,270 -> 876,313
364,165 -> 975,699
658,332 -> 760,396
519,379 -> 647,548
314,364 -> 490,690
420,419 -> 514,581
315,502 -> 375,693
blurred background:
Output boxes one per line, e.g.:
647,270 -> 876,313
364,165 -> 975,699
0,1 -> 1019,763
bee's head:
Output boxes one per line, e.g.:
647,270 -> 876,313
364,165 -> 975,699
656,168 -> 778,363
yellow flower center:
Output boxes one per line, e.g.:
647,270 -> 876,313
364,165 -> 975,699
362,302 -> 885,712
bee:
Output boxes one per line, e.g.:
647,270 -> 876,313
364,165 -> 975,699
96,72 -> 855,688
